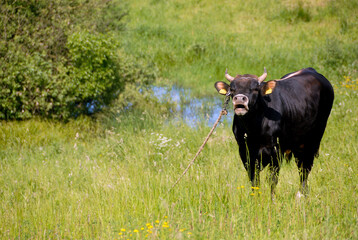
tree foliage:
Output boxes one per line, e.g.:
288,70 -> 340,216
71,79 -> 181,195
0,0 -> 154,120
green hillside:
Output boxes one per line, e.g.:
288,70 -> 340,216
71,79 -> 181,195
121,0 -> 357,94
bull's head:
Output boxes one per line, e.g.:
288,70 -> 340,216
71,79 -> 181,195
214,68 -> 267,116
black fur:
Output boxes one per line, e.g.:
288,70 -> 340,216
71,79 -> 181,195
216,68 -> 334,195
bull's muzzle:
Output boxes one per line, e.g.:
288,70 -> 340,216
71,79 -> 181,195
233,94 -> 249,115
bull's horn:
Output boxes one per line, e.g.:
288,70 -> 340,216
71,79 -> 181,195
225,69 -> 235,82
258,67 -> 267,83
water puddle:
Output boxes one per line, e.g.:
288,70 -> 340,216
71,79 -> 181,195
152,86 -> 233,127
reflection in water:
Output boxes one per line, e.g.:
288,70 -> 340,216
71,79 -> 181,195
152,86 -> 233,127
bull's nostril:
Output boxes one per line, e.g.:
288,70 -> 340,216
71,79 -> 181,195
233,94 -> 248,103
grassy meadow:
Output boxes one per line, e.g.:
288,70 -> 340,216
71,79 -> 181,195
1,0 -> 358,239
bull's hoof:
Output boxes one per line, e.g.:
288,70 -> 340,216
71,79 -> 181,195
271,193 -> 276,204
295,191 -> 305,201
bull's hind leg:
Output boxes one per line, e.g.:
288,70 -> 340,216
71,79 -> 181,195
295,152 -> 314,196
269,165 -> 280,196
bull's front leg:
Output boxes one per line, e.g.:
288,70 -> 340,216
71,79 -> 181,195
248,149 -> 261,190
237,138 -> 261,190
238,139 -> 262,193
259,144 -> 281,199
248,159 -> 261,189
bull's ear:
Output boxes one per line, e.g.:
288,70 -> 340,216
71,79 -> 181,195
262,80 -> 276,95
214,81 -> 230,95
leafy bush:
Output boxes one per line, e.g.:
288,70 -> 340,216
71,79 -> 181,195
0,0 -> 152,120
0,50 -> 61,119
67,32 -> 122,115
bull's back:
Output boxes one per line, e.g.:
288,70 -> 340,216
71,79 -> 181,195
279,68 -> 334,117
276,68 -> 334,154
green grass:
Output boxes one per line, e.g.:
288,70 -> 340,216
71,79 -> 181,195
1,90 -> 357,239
1,0 -> 358,239
120,0 -> 358,95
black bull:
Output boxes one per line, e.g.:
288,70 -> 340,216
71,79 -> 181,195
215,67 -> 334,196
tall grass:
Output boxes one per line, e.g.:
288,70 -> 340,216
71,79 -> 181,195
1,0 -> 357,239
1,90 -> 357,239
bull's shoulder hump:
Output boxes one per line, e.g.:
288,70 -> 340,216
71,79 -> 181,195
279,68 -> 318,80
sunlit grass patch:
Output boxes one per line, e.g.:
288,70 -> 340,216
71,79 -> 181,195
117,217 -> 193,239
341,76 -> 358,90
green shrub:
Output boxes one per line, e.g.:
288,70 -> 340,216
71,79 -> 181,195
67,32 -> 122,116
0,0 -> 154,120
0,47 -> 69,119
0,32 -> 156,119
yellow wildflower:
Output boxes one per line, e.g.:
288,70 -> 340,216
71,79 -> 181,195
121,229 -> 126,232
133,229 -> 139,233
